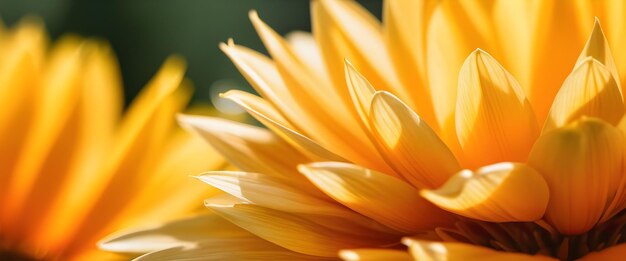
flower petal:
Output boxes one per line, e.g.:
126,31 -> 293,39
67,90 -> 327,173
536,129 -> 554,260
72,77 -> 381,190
249,11 -> 386,170
576,18 -> 621,92
368,91 -> 460,189
177,115 -> 309,183
403,239 -> 556,261
299,162 -> 454,234
383,0 -> 437,129
99,213 -> 249,254
207,203 -> 392,257
312,0 -> 408,111
345,60 -> 376,130
221,90 -> 344,162
421,162 -> 549,222
528,117 -> 623,234
544,57 -> 624,132
456,49 -> 538,167
135,237 -> 325,261
195,171 -> 343,215
339,249 -> 412,261
578,243 -> 626,261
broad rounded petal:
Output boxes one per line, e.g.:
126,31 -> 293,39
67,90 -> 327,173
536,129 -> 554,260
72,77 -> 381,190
528,117 -> 623,234
135,237 -> 326,261
456,49 -> 538,167
544,58 -> 624,131
339,249 -> 412,261
221,90 -> 344,162
602,115 -> 626,220
579,243 -> 626,261
99,213 -> 249,254
299,162 -> 455,234
369,91 -> 460,189
421,163 -> 549,222
403,239 -> 556,261
207,203 -> 392,258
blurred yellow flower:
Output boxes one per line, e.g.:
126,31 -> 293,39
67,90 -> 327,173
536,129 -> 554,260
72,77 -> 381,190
0,19 -> 222,260
103,0 -> 626,260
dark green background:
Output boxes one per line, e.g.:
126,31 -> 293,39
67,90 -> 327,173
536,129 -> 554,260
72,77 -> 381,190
0,0 -> 382,107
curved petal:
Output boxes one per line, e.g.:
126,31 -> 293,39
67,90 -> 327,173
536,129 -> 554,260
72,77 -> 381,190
528,117 -> 623,234
403,239 -> 556,261
312,0 -> 408,110
207,203 -> 393,258
135,237 -> 326,261
383,0 -> 437,129
221,90 -> 344,162
421,162 -> 549,222
368,91 -> 460,189
456,49 -> 538,167
345,60 -> 376,131
99,213 -> 249,254
578,243 -> 626,261
544,57 -> 623,132
249,11 -> 387,171
177,115 -> 309,183
195,171 -> 343,215
576,18 -> 621,93
339,249 -> 412,261
299,162 -> 455,234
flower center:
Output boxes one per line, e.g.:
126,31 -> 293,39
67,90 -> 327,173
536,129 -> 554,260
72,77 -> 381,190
436,211 -> 626,260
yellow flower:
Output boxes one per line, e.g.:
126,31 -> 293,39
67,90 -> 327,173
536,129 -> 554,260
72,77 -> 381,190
0,19 -> 223,260
103,0 -> 626,260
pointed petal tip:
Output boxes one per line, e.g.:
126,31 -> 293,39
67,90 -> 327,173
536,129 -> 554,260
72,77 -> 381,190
248,9 -> 259,21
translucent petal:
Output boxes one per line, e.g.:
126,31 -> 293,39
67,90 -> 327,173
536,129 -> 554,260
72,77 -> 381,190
528,117 -> 623,234
544,57 -> 624,131
403,239 -> 556,261
421,162 -> 549,222
299,162 -> 454,234
368,91 -> 460,189
456,49 -> 538,167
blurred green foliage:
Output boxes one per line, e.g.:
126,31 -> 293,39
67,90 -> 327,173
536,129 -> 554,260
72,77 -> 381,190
0,0 -> 382,107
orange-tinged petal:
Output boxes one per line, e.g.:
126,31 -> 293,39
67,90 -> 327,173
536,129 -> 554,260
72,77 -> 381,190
299,162 -> 454,234
421,162 -> 549,222
403,239 -> 556,261
312,0 -> 408,111
456,49 -> 538,167
525,0 -> 588,123
577,19 -> 621,91
544,57 -> 623,132
134,237 -> 326,261
339,249 -> 412,261
368,91 -> 460,189
578,243 -> 626,261
207,202 -> 391,258
528,117 -> 623,234
383,0 -> 437,130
